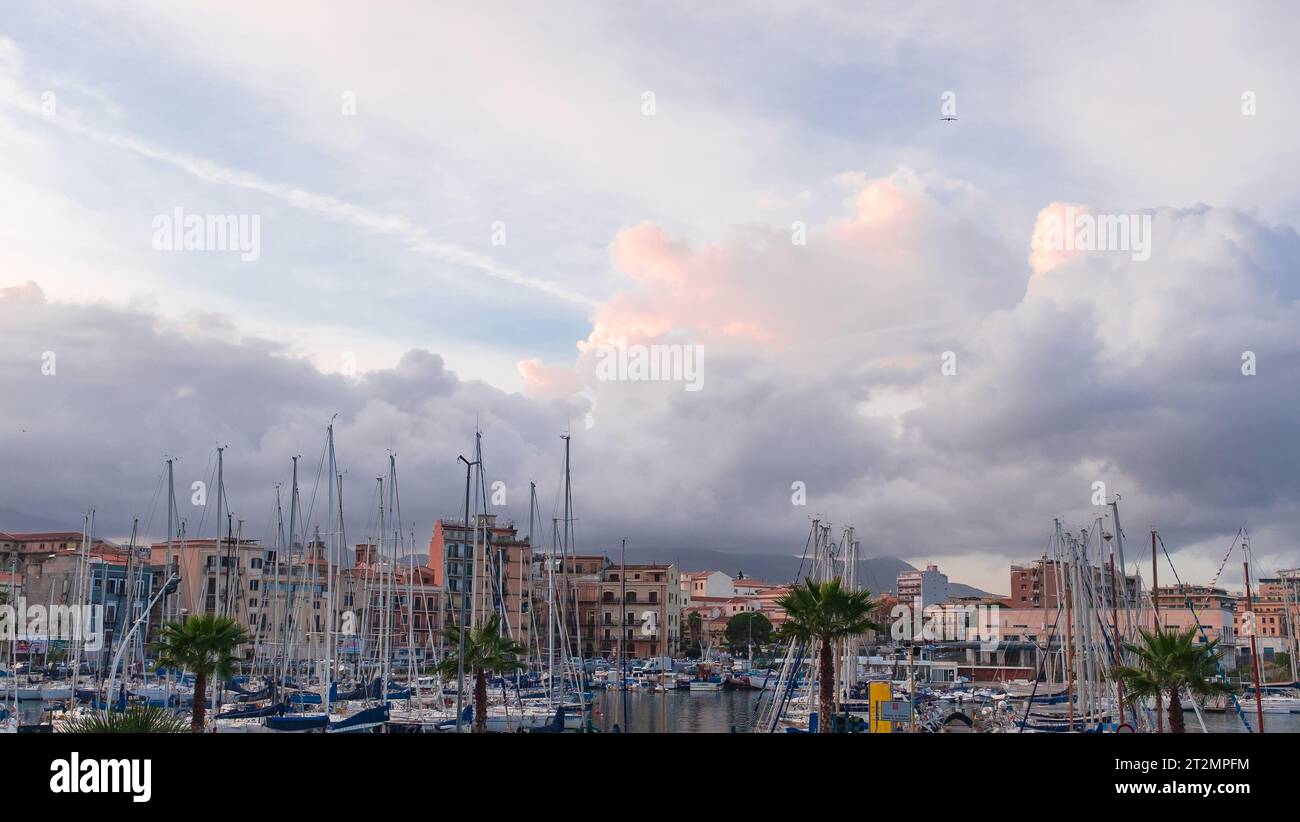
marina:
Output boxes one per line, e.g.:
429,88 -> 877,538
1,5 -> 1298,754
4,442 -> 1297,735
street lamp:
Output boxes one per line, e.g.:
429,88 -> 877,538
454,454 -> 479,733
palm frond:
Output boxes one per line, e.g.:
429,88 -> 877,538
61,706 -> 189,734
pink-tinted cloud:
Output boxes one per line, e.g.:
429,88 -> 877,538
0,280 -> 46,304
516,357 -> 584,399
1028,202 -> 1089,286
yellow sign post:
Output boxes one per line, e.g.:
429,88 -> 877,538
868,681 -> 893,733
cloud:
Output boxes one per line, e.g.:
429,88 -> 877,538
5,4 -> 1300,593
517,358 -> 584,400
0,38 -> 596,311
0,280 -> 45,304
4,190 -> 1300,593
504,183 -> 1300,590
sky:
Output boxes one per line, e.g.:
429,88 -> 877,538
3,2 -> 1300,594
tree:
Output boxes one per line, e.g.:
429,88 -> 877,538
776,577 -> 878,734
680,612 -> 704,658
437,613 -> 527,733
150,614 -> 249,732
1110,626 -> 1232,733
61,705 -> 189,733
724,612 -> 772,654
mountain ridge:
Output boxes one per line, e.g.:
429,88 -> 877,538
399,547 -> 995,598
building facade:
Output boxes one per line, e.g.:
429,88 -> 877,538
599,563 -> 682,660
897,564 -> 949,609
427,514 -> 532,647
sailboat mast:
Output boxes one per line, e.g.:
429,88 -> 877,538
548,519 -> 557,704
620,537 -> 628,732
68,511 -> 90,713
214,446 -> 225,617
1243,556 -> 1265,732
1150,529 -> 1162,732
379,471 -> 390,705
165,460 -> 175,627
454,451 -> 475,733
280,457 -> 299,688
336,472 -> 347,670
324,424 -> 338,715
528,481 -> 537,669
562,432 -> 587,722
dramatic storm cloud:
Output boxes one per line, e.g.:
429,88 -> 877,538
3,3 -> 1299,591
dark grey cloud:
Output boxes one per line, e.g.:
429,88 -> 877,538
3,201 -> 1300,592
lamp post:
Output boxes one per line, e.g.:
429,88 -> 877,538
454,454 -> 480,733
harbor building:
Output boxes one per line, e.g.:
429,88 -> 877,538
20,543 -> 164,670
335,546 -> 442,668
427,514 -> 532,647
680,570 -> 734,603
1009,557 -> 1139,610
1232,570 -> 1300,665
530,553 -> 609,659
897,563 -> 949,609
599,563 -> 682,660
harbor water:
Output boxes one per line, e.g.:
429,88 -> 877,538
593,688 -> 761,733
592,689 -> 1300,733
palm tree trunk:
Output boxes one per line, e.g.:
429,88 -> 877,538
1166,688 -> 1186,734
818,635 -> 835,734
191,671 -> 207,733
474,669 -> 488,734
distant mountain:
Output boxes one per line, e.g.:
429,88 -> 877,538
611,546 -> 994,599
0,507 -> 66,533
948,582 -> 997,599
381,545 -> 995,599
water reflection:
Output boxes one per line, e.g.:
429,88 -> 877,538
590,690 -> 1300,734
593,688 -> 762,733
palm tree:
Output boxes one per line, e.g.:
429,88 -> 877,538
776,577 -> 878,734
150,614 -> 249,732
437,613 -> 528,733
1110,626 -> 1232,733
61,705 -> 189,733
